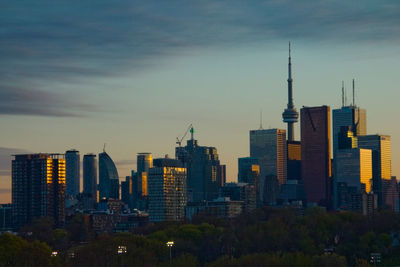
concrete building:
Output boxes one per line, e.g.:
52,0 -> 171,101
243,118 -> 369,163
250,128 -> 287,204
99,151 -> 119,200
12,154 -> 66,229
148,158 -> 187,222
301,106 -> 332,207
65,150 -> 80,199
83,154 -> 97,209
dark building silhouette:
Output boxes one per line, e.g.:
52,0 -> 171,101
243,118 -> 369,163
176,130 -> 225,202
83,154 -> 97,209
121,175 -> 132,207
12,154 -> 66,229
238,157 -> 258,183
220,183 -> 256,213
301,106 -> 332,207
65,149 -> 80,200
99,151 -> 119,200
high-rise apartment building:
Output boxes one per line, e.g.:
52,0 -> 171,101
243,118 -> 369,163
133,153 -> 153,210
176,133 -> 225,202
99,151 -> 120,200
148,158 -> 186,222
12,154 -> 66,229
83,154 -> 97,208
332,106 -> 366,157
249,128 -> 287,203
358,134 -> 391,207
65,150 -> 80,199
301,106 -> 332,207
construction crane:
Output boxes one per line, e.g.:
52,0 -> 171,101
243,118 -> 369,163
176,124 -> 194,147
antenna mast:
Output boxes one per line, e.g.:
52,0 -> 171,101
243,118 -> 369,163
342,81 -> 344,107
259,109 -> 263,129
352,78 -> 355,107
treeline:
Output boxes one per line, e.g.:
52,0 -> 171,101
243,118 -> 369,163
1,207 -> 400,266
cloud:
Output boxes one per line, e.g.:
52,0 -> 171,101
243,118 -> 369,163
1,0 -> 399,116
114,159 -> 137,167
0,86 -> 97,117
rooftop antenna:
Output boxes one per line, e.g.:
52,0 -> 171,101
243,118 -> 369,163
103,143 -> 106,153
352,78 -> 355,107
344,85 -> 347,107
341,81 -> 344,107
259,109 -> 263,129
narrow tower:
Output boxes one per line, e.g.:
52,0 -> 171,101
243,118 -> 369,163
282,42 -> 299,141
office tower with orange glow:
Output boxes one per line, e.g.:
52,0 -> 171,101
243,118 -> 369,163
300,106 -> 332,207
65,149 -> 80,199
148,157 -> 186,222
83,154 -> 97,209
358,134 -> 393,207
250,128 -> 287,204
334,148 -> 372,210
12,154 -> 66,229
99,150 -> 120,200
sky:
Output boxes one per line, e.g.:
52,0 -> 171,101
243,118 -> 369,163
1,0 -> 400,202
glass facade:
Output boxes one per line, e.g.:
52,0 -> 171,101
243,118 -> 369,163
148,166 -> 187,222
99,151 -> 120,200
249,128 -> 287,204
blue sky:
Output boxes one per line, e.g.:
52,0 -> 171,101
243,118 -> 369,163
1,0 -> 400,202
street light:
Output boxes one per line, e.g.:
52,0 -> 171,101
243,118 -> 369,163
117,246 -> 127,267
117,245 -> 127,254
51,251 -> 58,257
166,241 -> 174,264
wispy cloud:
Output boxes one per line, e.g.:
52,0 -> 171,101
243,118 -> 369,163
1,0 -> 399,116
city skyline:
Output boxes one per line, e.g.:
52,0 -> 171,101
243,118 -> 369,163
1,1 -> 400,203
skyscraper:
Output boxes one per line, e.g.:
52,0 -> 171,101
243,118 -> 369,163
176,130 -> 225,202
334,148 -> 372,210
65,149 -> 80,199
282,42 -> 299,141
249,128 -> 287,203
99,151 -> 120,200
83,154 -> 97,208
12,154 -> 66,229
148,158 -> 186,222
301,106 -> 332,207
136,153 -> 153,200
358,134 -> 391,207
332,106 -> 366,157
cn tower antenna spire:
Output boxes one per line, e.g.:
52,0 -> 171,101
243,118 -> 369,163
282,42 -> 298,141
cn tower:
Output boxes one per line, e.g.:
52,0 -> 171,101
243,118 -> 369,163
282,42 -> 298,141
